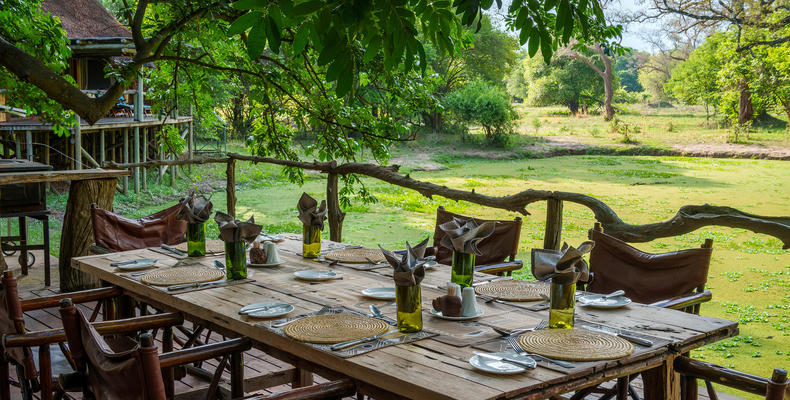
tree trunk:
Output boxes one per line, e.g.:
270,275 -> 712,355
600,52 -> 615,121
59,178 -> 117,292
784,103 -> 790,132
568,100 -> 579,115
738,80 -> 754,125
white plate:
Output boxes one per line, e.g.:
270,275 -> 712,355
239,302 -> 294,318
293,270 -> 337,281
113,259 -> 158,271
469,352 -> 536,374
361,287 -> 396,300
430,306 -> 484,320
578,294 -> 632,309
258,233 -> 285,243
249,260 -> 285,268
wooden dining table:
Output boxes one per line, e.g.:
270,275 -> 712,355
72,235 -> 738,400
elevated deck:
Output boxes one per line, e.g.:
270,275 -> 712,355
0,115 -> 191,132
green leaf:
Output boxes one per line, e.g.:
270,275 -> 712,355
292,24 -> 310,53
528,28 -> 540,57
247,20 -> 267,59
317,38 -> 343,66
231,0 -> 267,10
539,29 -> 552,63
265,15 -> 281,53
325,57 -> 347,82
543,0 -> 558,10
227,11 -> 261,36
292,0 -> 324,16
363,35 -> 381,62
335,68 -> 353,97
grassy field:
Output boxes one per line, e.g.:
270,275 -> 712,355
17,106 -> 790,398
510,104 -> 790,148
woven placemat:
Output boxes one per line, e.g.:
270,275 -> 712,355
324,248 -> 386,264
283,314 -> 390,344
474,280 -> 549,302
518,329 -> 634,361
140,267 -> 225,286
175,240 -> 226,255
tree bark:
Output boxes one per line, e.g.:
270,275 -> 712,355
568,45 -> 615,120
59,178 -> 117,292
738,80 -> 754,125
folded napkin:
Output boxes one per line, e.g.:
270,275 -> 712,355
438,217 -> 496,255
214,212 -> 262,243
297,193 -> 327,229
531,241 -> 594,284
380,237 -> 430,287
176,191 -> 214,224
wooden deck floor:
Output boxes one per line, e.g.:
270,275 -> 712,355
6,251 -> 744,400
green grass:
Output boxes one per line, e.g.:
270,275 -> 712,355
19,108 -> 790,398
510,104 -> 790,149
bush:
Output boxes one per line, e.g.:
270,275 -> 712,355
445,80 -> 517,146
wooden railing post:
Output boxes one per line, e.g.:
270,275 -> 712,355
226,158 -> 236,217
326,172 -> 346,242
543,198 -> 563,250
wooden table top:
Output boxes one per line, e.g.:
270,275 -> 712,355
73,236 -> 738,400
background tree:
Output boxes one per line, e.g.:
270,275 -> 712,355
445,79 -> 516,144
665,33 -> 723,121
512,54 -> 606,115
613,49 -> 648,92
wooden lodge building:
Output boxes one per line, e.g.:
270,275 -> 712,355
0,0 -> 193,193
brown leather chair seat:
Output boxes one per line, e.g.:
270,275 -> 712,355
91,202 -> 186,252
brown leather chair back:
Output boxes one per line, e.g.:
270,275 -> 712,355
91,202 -> 187,252
0,272 -> 37,379
58,300 -> 166,400
432,207 -> 522,266
587,228 -> 713,304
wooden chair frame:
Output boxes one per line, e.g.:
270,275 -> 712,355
0,271 -> 124,400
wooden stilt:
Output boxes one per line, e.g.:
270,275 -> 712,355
142,128 -> 147,190
133,126 -> 140,193
123,128 -> 128,194
24,130 -> 32,161
14,132 -> 21,159
99,130 -> 105,165
74,118 -> 82,169
188,105 -> 193,172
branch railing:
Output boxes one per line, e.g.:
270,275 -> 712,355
103,154 -> 790,250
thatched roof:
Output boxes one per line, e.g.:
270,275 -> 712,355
42,0 -> 131,40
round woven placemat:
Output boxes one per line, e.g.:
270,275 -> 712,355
140,267 -> 225,286
324,248 -> 387,264
517,329 -> 634,361
283,314 -> 389,344
474,280 -> 549,301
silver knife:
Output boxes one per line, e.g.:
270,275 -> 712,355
161,244 -> 187,257
472,276 -> 514,287
473,352 -> 536,369
166,280 -> 219,291
330,330 -> 399,351
581,325 -> 653,347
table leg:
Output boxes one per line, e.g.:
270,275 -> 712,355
18,216 -> 27,275
292,368 -> 313,388
642,355 -> 681,400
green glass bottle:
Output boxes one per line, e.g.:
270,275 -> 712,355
396,285 -> 422,333
186,222 -> 206,257
548,281 -> 576,329
224,241 -> 247,281
451,251 -> 475,288
302,224 -> 321,259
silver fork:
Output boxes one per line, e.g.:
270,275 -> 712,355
506,325 -> 575,369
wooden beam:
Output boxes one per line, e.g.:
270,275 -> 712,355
80,148 -> 100,168
0,169 -> 129,185
226,158 -> 236,218
544,198 -> 563,250
188,105 -> 193,172
326,172 -> 345,242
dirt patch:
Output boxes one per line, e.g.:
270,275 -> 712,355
390,153 -> 447,171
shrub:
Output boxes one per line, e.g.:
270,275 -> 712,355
445,80 -> 517,146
